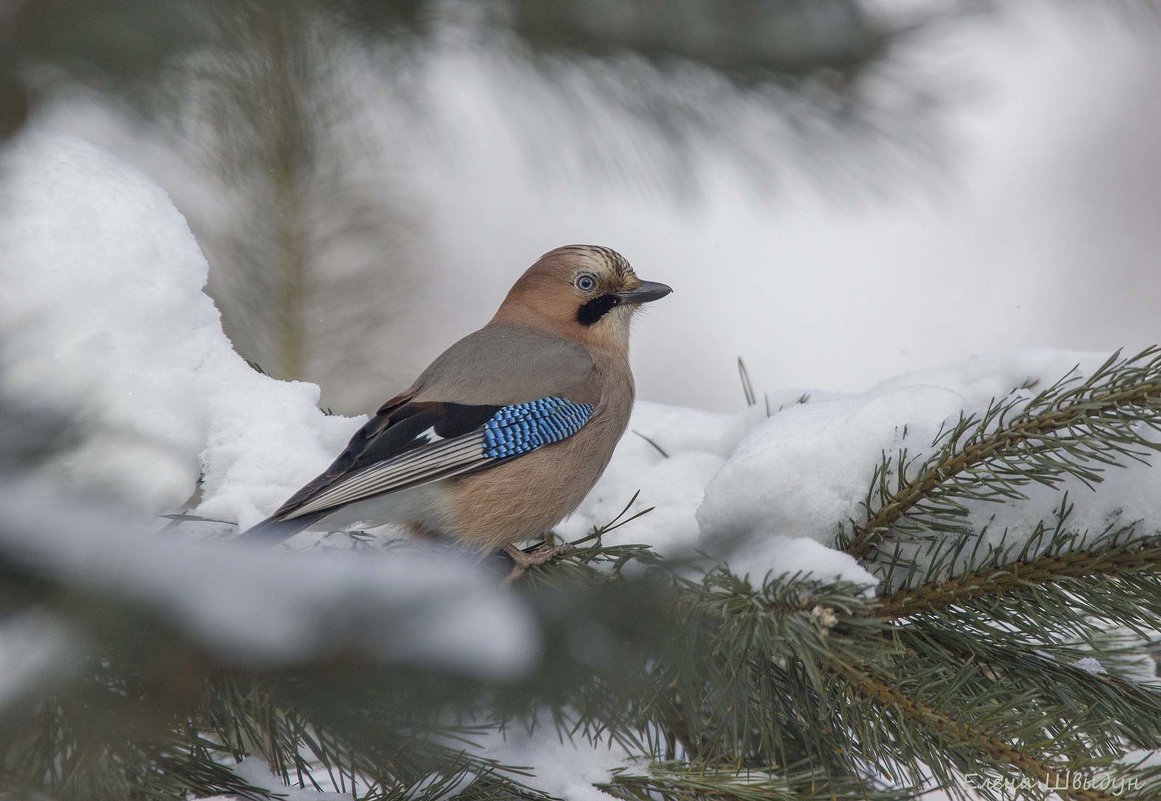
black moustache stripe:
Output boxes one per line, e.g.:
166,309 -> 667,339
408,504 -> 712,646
576,294 -> 620,326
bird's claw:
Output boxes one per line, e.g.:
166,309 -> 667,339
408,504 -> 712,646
502,540 -> 572,584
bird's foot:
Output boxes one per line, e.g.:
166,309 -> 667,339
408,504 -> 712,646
502,540 -> 572,584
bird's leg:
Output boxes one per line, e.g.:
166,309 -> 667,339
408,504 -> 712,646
502,537 -> 572,584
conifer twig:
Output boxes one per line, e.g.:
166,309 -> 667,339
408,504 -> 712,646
600,761 -> 916,801
838,667 -> 1123,801
846,348 -> 1161,560
875,535 -> 1161,620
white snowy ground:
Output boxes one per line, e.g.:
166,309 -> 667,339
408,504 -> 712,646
2,134 -> 1158,799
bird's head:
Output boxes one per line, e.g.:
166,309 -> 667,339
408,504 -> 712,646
493,245 -> 672,351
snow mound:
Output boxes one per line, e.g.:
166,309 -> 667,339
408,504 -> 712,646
0,134 -> 360,526
692,348 -> 1157,582
697,386 -> 968,549
570,349 -> 1150,586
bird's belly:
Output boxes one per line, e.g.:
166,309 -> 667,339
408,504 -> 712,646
445,425 -> 616,550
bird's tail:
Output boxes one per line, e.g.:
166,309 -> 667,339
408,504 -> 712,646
235,510 -> 330,544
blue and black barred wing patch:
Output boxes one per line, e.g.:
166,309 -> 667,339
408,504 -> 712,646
282,397 -> 595,520
483,397 -> 594,458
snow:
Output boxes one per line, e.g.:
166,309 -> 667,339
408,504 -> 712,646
724,535 -> 878,588
556,400 -> 759,557
695,349 -> 1113,557
0,137 -> 537,682
0,133 -> 361,527
559,346 -> 1160,590
1074,657 -> 1107,676
481,720 -> 637,801
869,349 -> 1105,407
698,386 -> 966,551
199,758 -> 356,801
203,731 -> 636,801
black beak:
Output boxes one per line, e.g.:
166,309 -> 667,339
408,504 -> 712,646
617,280 -> 673,305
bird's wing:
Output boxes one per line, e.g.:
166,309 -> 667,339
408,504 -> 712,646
266,395 -> 595,522
243,323 -> 602,538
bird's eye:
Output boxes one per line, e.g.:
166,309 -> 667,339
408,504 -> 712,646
574,274 -> 597,292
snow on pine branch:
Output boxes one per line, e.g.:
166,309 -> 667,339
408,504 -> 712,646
845,347 -> 1161,559
0,483 -> 537,675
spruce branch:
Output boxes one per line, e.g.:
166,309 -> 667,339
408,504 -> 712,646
844,347 -> 1161,560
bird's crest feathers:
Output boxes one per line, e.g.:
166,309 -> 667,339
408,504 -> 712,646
492,245 -> 646,348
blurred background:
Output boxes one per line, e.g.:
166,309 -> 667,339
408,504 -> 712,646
3,0 -> 1159,413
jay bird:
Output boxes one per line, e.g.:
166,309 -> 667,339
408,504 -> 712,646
241,245 -> 671,578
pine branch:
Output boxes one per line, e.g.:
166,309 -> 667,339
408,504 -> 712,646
837,667 -> 1126,801
600,761 -> 917,801
876,533 -> 1161,620
890,626 -> 1161,756
844,347 -> 1161,560
845,481 -> 1161,797
517,490 -> 662,587
649,569 -> 906,777
862,490 -> 1161,673
200,670 -> 561,801
7,348 -> 1161,801
0,678 -> 275,801
652,557 -> 1160,799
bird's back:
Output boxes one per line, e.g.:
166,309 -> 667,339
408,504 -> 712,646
409,322 -> 600,406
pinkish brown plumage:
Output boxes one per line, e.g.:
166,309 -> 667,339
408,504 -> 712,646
240,245 -> 671,577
